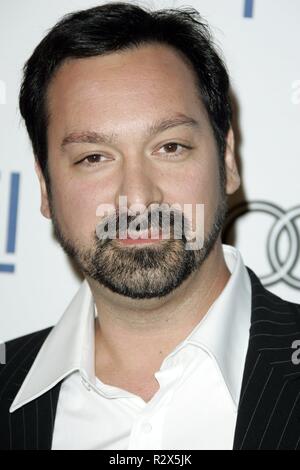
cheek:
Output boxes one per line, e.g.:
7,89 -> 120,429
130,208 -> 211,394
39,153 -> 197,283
168,160 -> 220,232
50,173 -> 102,242
173,162 -> 220,202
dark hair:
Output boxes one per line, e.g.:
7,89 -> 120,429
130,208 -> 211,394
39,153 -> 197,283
19,2 -> 232,190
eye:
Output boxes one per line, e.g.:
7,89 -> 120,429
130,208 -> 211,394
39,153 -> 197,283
156,142 -> 192,158
77,154 -> 111,166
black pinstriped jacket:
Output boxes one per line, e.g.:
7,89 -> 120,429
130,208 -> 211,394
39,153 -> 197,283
1,267 -> 300,450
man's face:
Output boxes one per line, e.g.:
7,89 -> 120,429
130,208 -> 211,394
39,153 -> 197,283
36,43 -> 240,299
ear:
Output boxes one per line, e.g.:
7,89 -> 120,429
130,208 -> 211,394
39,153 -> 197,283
34,160 -> 51,219
224,127 -> 240,195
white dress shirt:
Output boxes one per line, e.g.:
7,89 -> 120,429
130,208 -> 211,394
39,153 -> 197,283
10,244 -> 252,450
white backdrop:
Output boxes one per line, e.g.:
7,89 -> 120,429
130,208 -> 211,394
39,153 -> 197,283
1,0 -> 299,342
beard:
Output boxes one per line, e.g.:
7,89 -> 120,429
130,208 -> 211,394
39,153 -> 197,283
48,186 -> 228,300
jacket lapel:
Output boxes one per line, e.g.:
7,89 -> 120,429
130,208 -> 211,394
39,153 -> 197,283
233,267 -> 300,449
0,328 -> 62,450
8,382 -> 62,450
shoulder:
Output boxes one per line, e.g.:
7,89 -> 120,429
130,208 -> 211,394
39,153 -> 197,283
4,326 -> 53,351
4,327 -> 53,358
0,327 -> 53,385
246,265 -> 300,328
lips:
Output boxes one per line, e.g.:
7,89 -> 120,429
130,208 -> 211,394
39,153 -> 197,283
117,228 -> 163,242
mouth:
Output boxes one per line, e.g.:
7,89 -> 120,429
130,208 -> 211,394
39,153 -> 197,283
116,228 -> 163,245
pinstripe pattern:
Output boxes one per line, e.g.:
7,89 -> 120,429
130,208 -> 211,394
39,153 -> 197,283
233,267 -> 300,450
0,267 -> 300,450
0,328 -> 62,449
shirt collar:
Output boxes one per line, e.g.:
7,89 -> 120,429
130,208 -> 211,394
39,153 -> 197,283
10,278 -> 96,412
10,244 -> 251,413
172,244 -> 252,407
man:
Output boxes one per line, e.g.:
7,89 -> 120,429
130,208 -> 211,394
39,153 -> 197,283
1,2 -> 300,450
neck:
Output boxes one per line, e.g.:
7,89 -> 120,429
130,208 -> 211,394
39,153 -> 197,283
88,240 -> 230,376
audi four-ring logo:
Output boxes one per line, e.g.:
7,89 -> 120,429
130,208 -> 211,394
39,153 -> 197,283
223,201 -> 300,289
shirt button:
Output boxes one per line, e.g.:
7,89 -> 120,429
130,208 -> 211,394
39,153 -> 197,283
141,422 -> 152,433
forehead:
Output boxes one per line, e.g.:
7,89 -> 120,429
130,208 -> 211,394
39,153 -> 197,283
46,43 -> 207,133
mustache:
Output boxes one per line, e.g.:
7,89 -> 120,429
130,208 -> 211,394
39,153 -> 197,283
95,205 -> 193,244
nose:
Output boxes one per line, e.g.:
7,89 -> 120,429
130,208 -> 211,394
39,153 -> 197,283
114,156 -> 163,213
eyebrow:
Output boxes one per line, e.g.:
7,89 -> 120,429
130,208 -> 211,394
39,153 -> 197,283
60,114 -> 200,150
